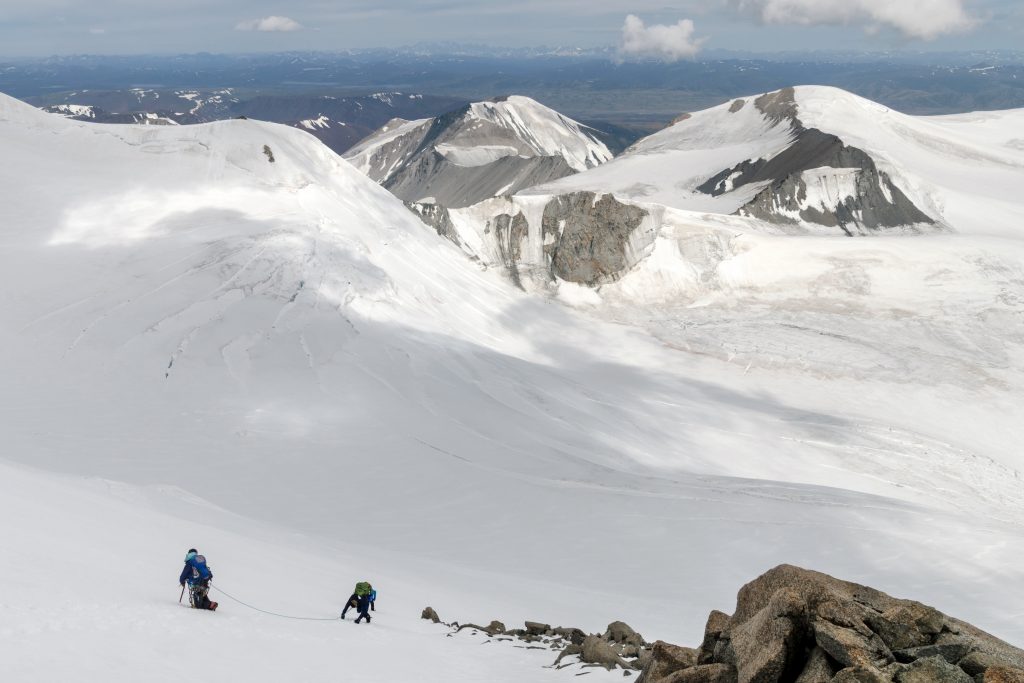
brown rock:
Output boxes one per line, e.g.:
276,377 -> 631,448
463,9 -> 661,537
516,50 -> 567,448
698,611 -> 731,664
486,620 -> 506,635
961,651 -> 1012,677
421,606 -> 440,623
983,667 -> 1024,683
638,640 -> 698,683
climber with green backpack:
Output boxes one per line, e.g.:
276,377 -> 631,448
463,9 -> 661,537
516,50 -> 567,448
340,581 -> 373,623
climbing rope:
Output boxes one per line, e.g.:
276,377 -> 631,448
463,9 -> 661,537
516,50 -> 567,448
209,584 -> 341,621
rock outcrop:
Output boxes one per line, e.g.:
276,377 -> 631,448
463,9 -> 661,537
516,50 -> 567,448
641,565 -> 1024,683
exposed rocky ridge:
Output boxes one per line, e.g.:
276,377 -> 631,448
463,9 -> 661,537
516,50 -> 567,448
695,87 -> 935,234
697,127 -> 935,235
344,95 -> 613,208
422,566 -> 1024,682
413,191 -> 655,289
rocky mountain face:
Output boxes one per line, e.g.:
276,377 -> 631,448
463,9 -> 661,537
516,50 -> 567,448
429,565 -> 1024,683
344,95 -> 613,208
404,85 -> 1024,293
695,89 -> 935,235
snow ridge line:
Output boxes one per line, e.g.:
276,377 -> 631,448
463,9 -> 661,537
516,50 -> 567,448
209,584 -> 341,621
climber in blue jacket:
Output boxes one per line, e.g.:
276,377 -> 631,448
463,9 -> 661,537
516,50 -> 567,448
179,548 -> 217,611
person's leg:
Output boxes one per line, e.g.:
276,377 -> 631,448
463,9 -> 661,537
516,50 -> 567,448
341,595 -> 356,619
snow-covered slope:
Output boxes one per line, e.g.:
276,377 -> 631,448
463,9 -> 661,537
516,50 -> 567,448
3,90 -> 1024,681
344,95 -> 612,207
528,86 -> 1024,236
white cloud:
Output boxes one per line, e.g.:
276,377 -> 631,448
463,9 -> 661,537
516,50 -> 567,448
619,15 -> 706,62
88,27 -> 106,35
732,0 -> 976,40
235,15 -> 303,32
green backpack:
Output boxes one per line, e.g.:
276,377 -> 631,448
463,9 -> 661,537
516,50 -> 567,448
355,581 -> 372,597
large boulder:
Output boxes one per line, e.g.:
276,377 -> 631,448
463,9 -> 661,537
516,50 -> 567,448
421,606 -> 440,623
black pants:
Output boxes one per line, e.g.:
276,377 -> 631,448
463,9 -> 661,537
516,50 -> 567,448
190,580 -> 213,610
354,595 -> 371,623
341,593 -> 359,618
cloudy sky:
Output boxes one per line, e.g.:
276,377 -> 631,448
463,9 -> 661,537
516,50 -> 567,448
1,0 -> 1020,58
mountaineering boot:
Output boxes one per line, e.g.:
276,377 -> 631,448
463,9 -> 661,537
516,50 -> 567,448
209,602 -> 218,611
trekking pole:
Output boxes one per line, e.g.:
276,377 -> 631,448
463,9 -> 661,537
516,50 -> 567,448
179,584 -> 186,603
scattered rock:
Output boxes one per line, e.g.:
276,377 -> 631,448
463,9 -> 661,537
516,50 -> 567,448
525,621 -> 552,636
421,606 -> 440,623
581,635 -> 634,671
487,621 -> 507,636
555,627 -> 588,645
262,144 -> 275,163
605,621 -> 645,648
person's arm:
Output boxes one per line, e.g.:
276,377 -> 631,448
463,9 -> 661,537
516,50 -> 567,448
179,563 -> 191,585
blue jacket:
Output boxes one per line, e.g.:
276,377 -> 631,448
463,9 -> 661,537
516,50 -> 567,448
179,552 -> 213,585
370,589 -> 377,602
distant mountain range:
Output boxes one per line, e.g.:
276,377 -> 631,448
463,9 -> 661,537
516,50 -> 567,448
6,51 -> 1024,127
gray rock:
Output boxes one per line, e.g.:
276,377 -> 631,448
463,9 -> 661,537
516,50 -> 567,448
729,587 -> 808,683
895,656 -> 973,683
813,620 -> 893,671
525,621 -> 552,636
421,606 -> 440,623
486,620 -> 507,636
893,642 -> 970,664
661,664 -> 738,683
542,192 -> 648,286
554,627 -> 587,646
581,634 -> 635,671
794,647 -> 835,683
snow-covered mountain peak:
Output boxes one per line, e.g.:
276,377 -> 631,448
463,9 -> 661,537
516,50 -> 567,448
344,95 -> 612,208
464,95 -> 612,172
